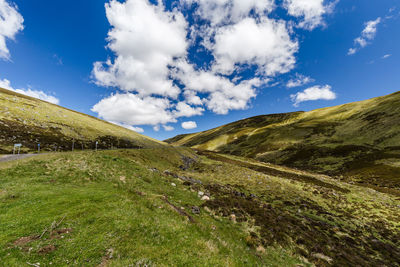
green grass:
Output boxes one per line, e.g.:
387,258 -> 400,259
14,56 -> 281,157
166,91 -> 400,194
0,149 -> 304,266
1,148 -> 399,266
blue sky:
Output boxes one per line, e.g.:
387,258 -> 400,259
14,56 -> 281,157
0,0 -> 399,140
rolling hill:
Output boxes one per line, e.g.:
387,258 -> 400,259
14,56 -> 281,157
0,87 -> 162,153
166,91 -> 400,195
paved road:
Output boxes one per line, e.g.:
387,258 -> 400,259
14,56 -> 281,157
0,154 -> 40,163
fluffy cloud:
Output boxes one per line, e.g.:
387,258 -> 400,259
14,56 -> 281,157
174,61 -> 262,114
286,74 -> 314,88
0,0 -> 23,60
290,85 -> 336,106
184,0 -> 275,25
91,93 -> 176,126
173,102 -> 204,118
91,0 -> 337,131
212,17 -> 298,76
92,0 -> 187,97
382,54 -> 391,59
181,121 -> 197,130
110,121 -> 144,133
163,125 -> 174,131
348,17 -> 381,55
0,78 -> 60,104
283,0 -> 336,30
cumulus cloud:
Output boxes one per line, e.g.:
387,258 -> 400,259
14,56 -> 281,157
92,0 -> 187,97
174,60 -> 262,114
184,0 -> 275,26
283,0 -> 336,30
173,102 -> 204,118
163,125 -> 174,131
212,17 -> 298,76
290,85 -> 336,106
286,74 -> 314,88
91,93 -> 176,126
181,121 -> 197,130
91,0 -> 336,131
348,17 -> 381,55
0,78 -> 60,104
0,0 -> 24,60
110,121 -> 144,133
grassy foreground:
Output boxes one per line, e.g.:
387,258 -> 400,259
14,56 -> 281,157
0,148 -> 303,266
1,148 -> 399,266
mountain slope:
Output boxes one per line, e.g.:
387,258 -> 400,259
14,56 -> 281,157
0,87 -> 162,153
166,91 -> 400,194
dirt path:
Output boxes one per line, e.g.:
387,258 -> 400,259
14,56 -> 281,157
0,154 -> 40,163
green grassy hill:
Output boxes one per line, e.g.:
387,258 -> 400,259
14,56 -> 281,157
1,148 -> 399,266
166,91 -> 400,195
0,88 -> 162,153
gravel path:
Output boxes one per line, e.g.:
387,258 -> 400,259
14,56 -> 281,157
0,154 -> 40,163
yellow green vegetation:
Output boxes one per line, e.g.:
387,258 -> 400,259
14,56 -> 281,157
0,87 -> 162,153
1,148 -> 399,266
166,91 -> 400,195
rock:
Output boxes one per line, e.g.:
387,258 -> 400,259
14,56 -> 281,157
256,245 -> 266,254
106,248 -> 114,259
201,195 -> 210,201
171,183 -> 176,187
198,191 -> 204,197
312,253 -> 333,263
191,206 -> 200,214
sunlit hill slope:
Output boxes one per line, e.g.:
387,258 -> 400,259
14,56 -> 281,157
166,91 -> 400,195
0,87 -> 162,153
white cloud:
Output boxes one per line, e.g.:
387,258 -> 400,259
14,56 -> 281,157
290,85 -> 336,106
0,78 -> 60,104
91,0 -> 334,130
110,121 -> 144,133
283,0 -> 336,30
173,102 -> 204,118
184,0 -> 275,26
382,54 -> 391,59
173,61 -> 262,114
0,0 -> 24,60
91,93 -> 176,126
286,74 -> 314,88
92,0 -> 188,97
181,121 -> 197,130
212,17 -> 298,76
348,17 -> 381,55
163,125 -> 174,131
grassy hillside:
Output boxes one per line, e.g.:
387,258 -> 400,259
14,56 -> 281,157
166,91 -> 400,195
0,87 -> 162,153
1,148 -> 399,266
